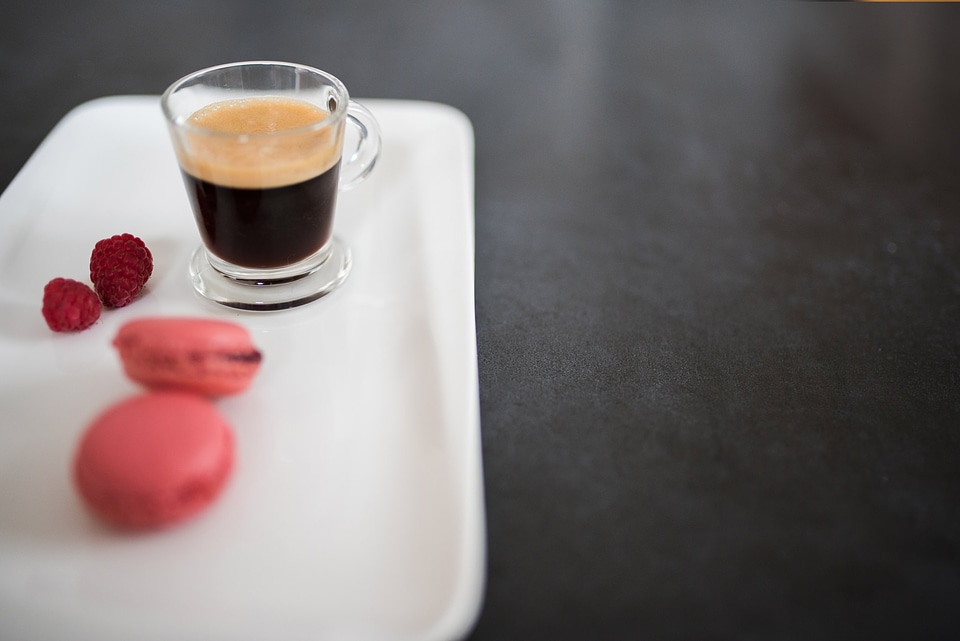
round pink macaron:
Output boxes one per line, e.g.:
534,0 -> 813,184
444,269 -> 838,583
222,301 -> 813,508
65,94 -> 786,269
74,391 -> 234,529
113,317 -> 263,397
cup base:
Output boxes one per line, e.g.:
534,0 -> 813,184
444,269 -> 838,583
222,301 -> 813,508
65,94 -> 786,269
189,239 -> 351,311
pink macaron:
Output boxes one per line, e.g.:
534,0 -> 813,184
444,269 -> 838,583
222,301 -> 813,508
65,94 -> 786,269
113,317 -> 262,397
73,391 -> 234,529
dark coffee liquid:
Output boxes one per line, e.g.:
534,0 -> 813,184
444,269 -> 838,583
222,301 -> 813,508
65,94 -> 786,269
182,162 -> 341,269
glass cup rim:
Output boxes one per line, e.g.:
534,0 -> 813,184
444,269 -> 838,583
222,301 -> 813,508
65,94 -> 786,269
160,60 -> 351,138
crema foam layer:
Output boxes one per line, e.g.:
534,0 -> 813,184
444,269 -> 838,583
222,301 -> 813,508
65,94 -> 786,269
179,96 -> 341,189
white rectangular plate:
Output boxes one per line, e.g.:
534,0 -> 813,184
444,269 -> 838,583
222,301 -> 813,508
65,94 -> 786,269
0,96 -> 484,641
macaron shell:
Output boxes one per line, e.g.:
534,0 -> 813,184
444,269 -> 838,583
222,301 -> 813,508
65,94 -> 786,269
113,317 -> 262,396
74,391 -> 234,529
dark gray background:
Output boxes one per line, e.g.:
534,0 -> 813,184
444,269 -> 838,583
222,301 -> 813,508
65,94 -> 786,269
2,2 -> 959,639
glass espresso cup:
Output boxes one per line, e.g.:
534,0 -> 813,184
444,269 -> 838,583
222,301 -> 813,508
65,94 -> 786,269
161,61 -> 381,310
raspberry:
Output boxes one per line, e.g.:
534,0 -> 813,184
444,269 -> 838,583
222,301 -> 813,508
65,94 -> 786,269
42,278 -> 102,332
90,233 -> 153,307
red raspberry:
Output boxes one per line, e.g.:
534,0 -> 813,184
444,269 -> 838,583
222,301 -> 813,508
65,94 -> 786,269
89,233 -> 153,307
42,278 -> 102,332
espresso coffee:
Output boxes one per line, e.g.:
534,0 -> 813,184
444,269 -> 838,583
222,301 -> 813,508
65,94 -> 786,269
181,165 -> 339,268
178,96 -> 343,269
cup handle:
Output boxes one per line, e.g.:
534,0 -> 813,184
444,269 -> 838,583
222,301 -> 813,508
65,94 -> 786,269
339,101 -> 382,191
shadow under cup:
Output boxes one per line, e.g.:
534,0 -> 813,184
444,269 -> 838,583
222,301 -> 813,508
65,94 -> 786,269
161,61 -> 381,310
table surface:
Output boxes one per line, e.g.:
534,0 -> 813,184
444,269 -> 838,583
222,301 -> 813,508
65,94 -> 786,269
2,2 -> 958,639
